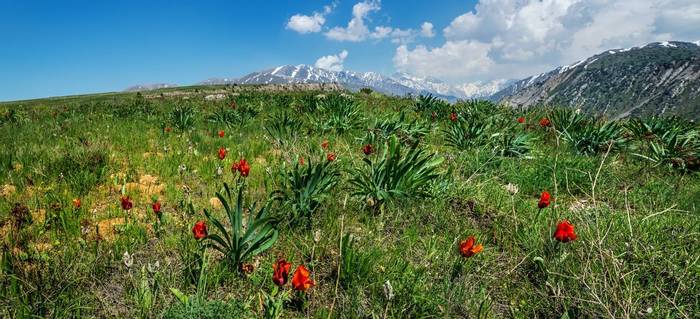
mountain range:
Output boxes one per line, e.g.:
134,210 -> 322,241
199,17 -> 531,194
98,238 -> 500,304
495,41 -> 700,119
126,40 -> 700,119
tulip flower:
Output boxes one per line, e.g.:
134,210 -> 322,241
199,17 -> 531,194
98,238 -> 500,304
192,220 -> 208,240
450,112 -> 458,122
152,201 -> 161,216
120,196 -> 133,211
218,147 -> 227,160
291,265 -> 315,291
459,236 -> 483,258
299,157 -> 305,166
238,159 -> 251,177
517,117 -> 525,124
539,118 -> 551,127
72,198 -> 81,209
362,144 -> 374,155
321,140 -> 329,149
553,220 -> 577,243
538,191 -> 551,209
272,259 -> 292,286
327,152 -> 336,162
218,130 -> 225,138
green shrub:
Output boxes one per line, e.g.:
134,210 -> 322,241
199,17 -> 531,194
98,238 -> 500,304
349,135 -> 443,208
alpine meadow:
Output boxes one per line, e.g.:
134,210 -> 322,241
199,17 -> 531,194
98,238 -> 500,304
1,1 -> 700,318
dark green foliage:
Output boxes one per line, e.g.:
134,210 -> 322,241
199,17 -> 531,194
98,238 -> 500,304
273,156 -> 340,225
203,184 -> 278,270
339,233 -> 378,289
207,105 -> 241,128
413,94 -> 450,118
563,121 -> 628,155
444,117 -> 491,150
169,103 -> 198,131
48,147 -> 108,195
314,94 -> 363,133
364,110 -> 429,146
492,132 -> 534,157
349,135 -> 444,208
264,111 -> 303,146
636,129 -> 700,171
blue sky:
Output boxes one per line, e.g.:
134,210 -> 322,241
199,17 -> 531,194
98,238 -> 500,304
1,0 -> 699,101
0,0 -> 470,101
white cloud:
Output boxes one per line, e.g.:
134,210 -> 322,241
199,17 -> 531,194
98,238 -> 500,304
420,22 -> 434,38
395,0 -> 700,83
323,1 -> 429,44
286,3 -> 337,34
315,50 -> 349,71
325,1 -> 380,41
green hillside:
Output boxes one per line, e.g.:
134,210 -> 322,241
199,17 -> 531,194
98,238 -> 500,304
1,87 -> 699,318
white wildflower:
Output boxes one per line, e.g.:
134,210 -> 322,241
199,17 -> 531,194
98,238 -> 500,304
123,251 -> 133,268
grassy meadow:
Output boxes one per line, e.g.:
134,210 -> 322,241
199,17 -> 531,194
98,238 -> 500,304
0,86 -> 698,318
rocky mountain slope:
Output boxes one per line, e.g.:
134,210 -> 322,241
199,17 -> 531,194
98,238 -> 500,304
495,41 -> 700,119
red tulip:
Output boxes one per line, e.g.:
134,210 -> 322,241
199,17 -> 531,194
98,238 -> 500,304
238,158 -> 250,177
152,201 -> 161,215
321,140 -> 329,149
192,220 -> 208,240
272,259 -> 292,286
459,236 -> 483,258
218,147 -> 227,160
538,191 -> 551,209
362,144 -> 374,155
120,196 -> 133,211
539,118 -> 551,127
218,130 -> 225,138
164,127 -> 172,133
517,117 -> 525,124
553,220 -> 577,243
327,152 -> 336,162
231,161 -> 240,174
291,265 -> 315,291
72,198 -> 81,209
299,157 -> 305,166
450,112 -> 458,122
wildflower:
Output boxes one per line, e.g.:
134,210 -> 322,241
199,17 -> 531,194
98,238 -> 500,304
120,196 -> 133,211
178,164 -> 187,174
164,127 -> 172,133
313,229 -> 321,243
216,166 -> 223,176
291,265 -> 315,291
218,147 -> 227,160
238,159 -> 251,177
362,144 -> 374,155
459,236 -> 483,258
218,130 -> 225,138
123,251 -> 133,268
539,118 -> 551,127
321,140 -> 329,149
152,201 -> 161,216
192,220 -> 208,240
299,157 -> 305,166
517,117 -> 525,124
450,112 -> 458,122
272,259 -> 292,286
241,263 -> 254,274
538,191 -> 551,209
553,220 -> 577,243
327,152 -> 336,162
505,183 -> 519,195
72,198 -> 81,209
383,280 -> 394,301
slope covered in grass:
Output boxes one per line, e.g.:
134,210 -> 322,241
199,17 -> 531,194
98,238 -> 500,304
1,87 -> 698,318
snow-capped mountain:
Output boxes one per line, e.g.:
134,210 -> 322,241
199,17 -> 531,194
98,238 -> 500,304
493,41 -> 700,119
392,73 -> 512,100
197,64 -> 507,101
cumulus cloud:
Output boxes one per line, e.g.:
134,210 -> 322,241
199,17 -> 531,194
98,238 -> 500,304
287,3 -> 336,34
323,1 -> 431,44
315,50 -> 349,71
395,0 -> 700,82
325,1 -> 380,41
420,22 -> 434,38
